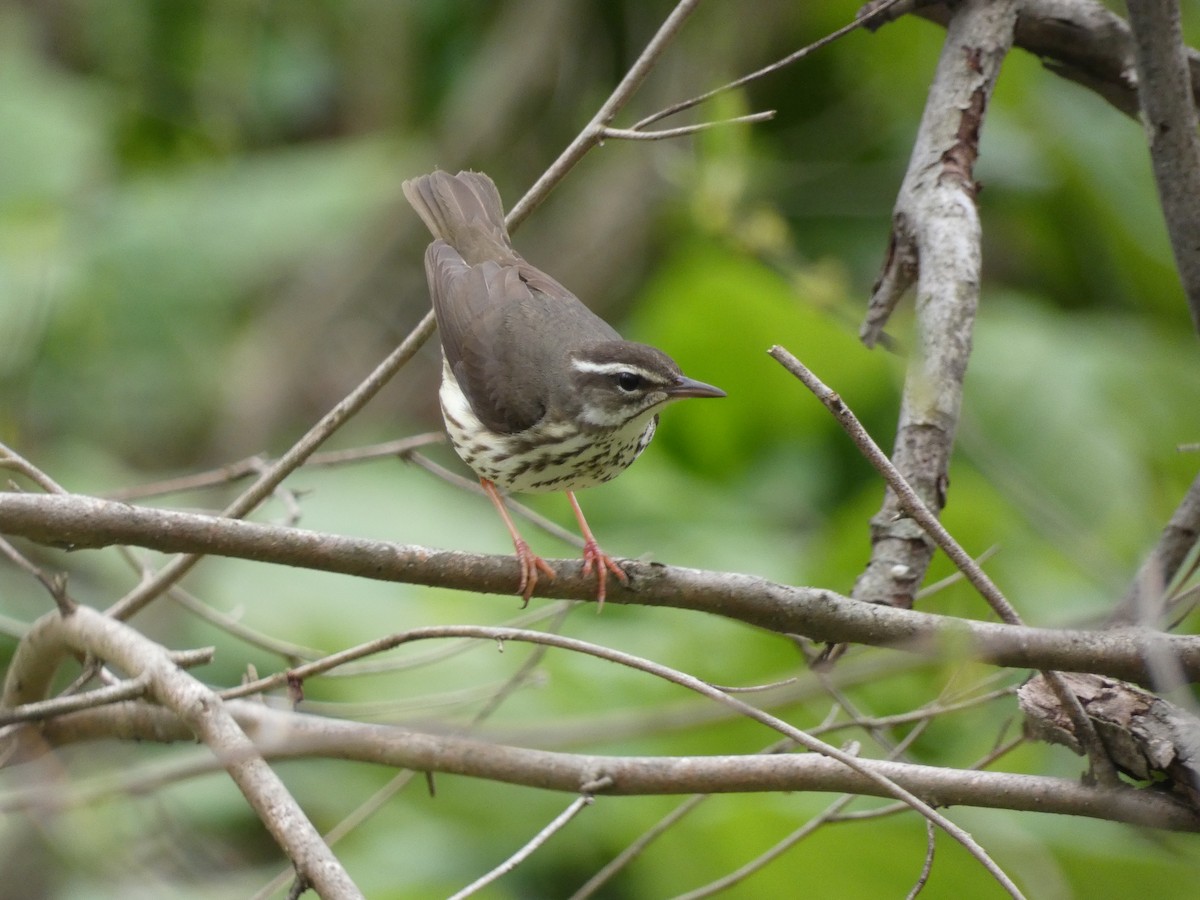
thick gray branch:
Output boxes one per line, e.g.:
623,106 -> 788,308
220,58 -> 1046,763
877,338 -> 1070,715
14,606 -> 361,898
1020,672 -> 1200,805
2,492 -> 1199,685
1126,0 -> 1200,333
857,0 -> 1017,607
20,700 -> 1200,833
902,0 -> 1196,120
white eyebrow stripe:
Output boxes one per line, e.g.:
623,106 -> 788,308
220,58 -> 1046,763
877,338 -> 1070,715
570,360 -> 661,378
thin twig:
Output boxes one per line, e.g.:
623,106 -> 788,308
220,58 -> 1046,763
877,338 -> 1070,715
906,819 -> 937,899
506,0 -> 703,228
105,434 -> 446,502
769,346 -> 1121,785
571,793 -> 711,899
1113,471 -> 1200,626
0,442 -> 68,494
669,795 -> 857,900
450,795 -> 594,900
665,721 -> 935,900
104,310 -> 438,622
915,545 -> 1001,599
103,454 -> 273,502
358,625 -> 1025,898
598,111 -> 775,141
0,674 -> 152,726
116,546 -> 326,663
0,536 -> 75,615
769,346 -> 1018,623
632,0 -> 906,130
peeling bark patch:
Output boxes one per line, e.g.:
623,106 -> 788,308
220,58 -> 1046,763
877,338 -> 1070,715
964,45 -> 983,74
939,86 -> 986,196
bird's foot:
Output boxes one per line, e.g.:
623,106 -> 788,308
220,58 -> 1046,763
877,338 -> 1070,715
512,538 -> 555,606
581,540 -> 628,611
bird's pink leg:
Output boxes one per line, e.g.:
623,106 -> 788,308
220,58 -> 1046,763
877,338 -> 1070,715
567,491 -> 628,611
481,479 -> 555,606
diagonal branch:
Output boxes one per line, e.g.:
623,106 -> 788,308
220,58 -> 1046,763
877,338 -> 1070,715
15,606 -> 362,898
1112,471 -> 1200,625
856,0 -> 1017,609
1125,0 -> 1200,333
103,310 -> 437,622
504,0 -> 703,229
770,346 -> 1120,785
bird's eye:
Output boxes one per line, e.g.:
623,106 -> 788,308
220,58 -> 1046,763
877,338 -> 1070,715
615,372 -> 643,392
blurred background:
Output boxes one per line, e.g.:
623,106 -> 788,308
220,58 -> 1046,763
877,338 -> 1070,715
1,1 -> 1199,897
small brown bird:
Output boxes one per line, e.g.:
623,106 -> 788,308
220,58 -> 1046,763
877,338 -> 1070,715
403,170 -> 724,606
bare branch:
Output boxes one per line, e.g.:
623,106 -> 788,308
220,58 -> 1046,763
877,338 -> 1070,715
505,0 -> 703,229
22,606 -> 363,898
0,673 -> 152,726
450,795 -> 594,900
598,111 -> 775,141
104,310 -> 438,622
632,0 -> 907,130
1113,471 -> 1200,625
769,346 -> 1017,623
770,346 -> 1121,784
896,0 -> 1194,121
3,492 -> 1200,685
21,700 -> 1200,833
1126,0 -> 1200,332
0,535 -> 75,616
856,0 -> 1016,612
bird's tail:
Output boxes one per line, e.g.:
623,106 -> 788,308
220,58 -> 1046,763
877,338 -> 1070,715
401,170 -> 516,265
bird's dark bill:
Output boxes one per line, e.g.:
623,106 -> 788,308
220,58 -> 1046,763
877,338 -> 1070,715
667,376 -> 726,399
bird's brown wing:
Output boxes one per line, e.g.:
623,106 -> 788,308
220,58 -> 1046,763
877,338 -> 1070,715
425,241 -> 619,434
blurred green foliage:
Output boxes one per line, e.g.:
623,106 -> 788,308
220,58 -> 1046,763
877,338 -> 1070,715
2,1 -> 1199,897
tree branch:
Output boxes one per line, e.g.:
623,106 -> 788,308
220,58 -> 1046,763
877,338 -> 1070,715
14,606 -> 362,898
885,0 -> 1198,121
770,346 -> 1121,783
1112,471 -> 1200,625
856,0 -> 1016,609
17,700 -> 1200,833
102,310 -> 437,623
1126,0 -> 1200,333
2,492 -> 1198,686
504,0 -> 702,229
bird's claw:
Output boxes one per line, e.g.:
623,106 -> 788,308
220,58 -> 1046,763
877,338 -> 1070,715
513,539 -> 555,606
581,540 -> 628,611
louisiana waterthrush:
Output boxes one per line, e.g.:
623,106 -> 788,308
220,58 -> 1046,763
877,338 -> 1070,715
403,170 -> 725,606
